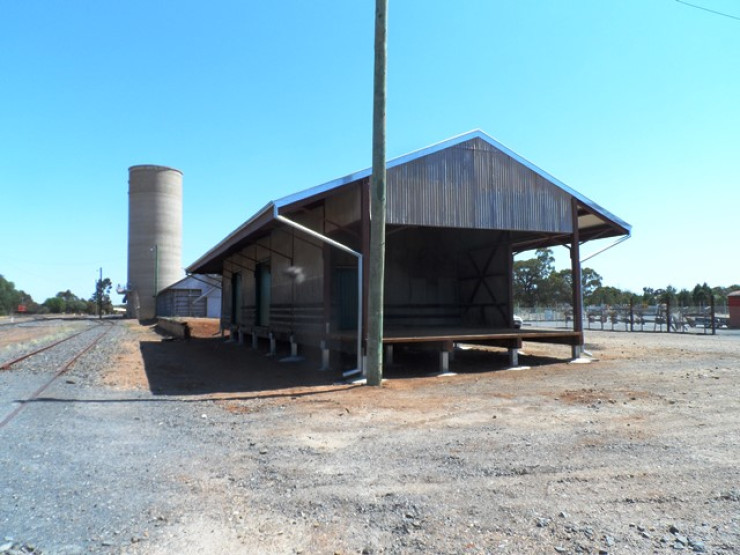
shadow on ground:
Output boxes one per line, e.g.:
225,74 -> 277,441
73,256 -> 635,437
140,334 -> 569,396
139,336 -> 345,396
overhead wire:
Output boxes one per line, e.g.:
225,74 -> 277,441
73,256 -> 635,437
675,0 -> 740,21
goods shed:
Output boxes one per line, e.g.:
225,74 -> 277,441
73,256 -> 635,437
187,130 -> 631,374
155,274 -> 221,319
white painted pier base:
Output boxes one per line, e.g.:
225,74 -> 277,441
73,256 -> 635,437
320,340 -> 330,371
384,344 -> 394,366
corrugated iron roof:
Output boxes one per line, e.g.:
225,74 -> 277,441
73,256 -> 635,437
187,130 -> 631,274
274,130 -> 630,232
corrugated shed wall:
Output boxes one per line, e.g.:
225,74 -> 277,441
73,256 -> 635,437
221,206 -> 326,340
156,289 -> 207,318
325,184 -> 361,228
387,138 -> 572,233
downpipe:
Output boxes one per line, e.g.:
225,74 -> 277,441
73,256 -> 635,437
274,208 -> 364,377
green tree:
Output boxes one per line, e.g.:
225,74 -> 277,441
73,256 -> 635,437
0,275 -> 23,315
54,290 -> 89,314
642,287 -> 657,305
581,267 -> 603,303
677,289 -> 692,307
43,297 -> 66,313
545,269 -> 572,306
91,278 -> 113,317
692,282 -> 713,308
590,286 -> 630,306
513,248 -> 555,306
657,285 -> 677,304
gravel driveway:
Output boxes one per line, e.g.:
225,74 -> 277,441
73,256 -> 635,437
1,319 -> 738,554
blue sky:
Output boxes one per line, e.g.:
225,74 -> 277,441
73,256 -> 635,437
1,0 -> 738,303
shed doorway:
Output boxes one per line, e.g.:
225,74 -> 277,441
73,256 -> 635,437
334,267 -> 358,331
231,272 -> 242,325
255,262 -> 271,327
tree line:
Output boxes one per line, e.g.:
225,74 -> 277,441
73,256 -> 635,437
0,274 -> 114,316
514,249 -> 737,309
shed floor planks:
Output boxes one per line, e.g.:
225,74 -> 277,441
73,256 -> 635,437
329,326 -> 582,347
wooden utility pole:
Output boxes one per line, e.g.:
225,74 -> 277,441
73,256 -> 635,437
366,0 -> 387,386
98,267 -> 103,319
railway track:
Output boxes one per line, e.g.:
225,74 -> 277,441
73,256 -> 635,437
0,321 -> 114,429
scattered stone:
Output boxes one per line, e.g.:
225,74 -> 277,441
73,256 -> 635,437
641,531 -> 651,539
669,524 -> 682,534
259,447 -> 268,455
559,511 -> 569,519
604,535 -> 615,547
689,539 -> 706,552
674,534 -> 689,545
554,547 -> 567,553
536,517 -> 551,528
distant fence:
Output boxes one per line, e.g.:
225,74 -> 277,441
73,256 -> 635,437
517,299 -> 724,335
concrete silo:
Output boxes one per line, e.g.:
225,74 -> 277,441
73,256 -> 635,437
127,165 -> 183,320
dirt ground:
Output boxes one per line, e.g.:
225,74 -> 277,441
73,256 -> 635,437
2,317 -> 737,554
91,318 -> 739,554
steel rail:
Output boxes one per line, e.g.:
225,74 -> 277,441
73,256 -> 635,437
0,325 -> 113,430
0,329 -> 91,370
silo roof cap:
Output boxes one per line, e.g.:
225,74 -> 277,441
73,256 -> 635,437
128,164 -> 183,175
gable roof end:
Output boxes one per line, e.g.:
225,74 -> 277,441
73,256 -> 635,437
186,130 -> 631,275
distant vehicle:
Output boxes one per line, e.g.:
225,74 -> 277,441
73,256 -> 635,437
693,316 -> 720,328
513,315 -> 523,329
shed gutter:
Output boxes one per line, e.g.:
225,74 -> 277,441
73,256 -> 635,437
273,206 -> 364,379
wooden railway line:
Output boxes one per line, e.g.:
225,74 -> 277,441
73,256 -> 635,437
0,322 -> 114,429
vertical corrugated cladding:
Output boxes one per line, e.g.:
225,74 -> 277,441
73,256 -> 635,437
387,137 -> 572,233
388,141 -> 476,227
290,207 -> 324,305
220,270 -> 231,328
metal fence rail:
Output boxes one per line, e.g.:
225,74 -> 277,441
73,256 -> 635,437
516,299 -> 725,335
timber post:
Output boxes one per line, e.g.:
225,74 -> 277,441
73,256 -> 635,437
570,199 -> 584,359
366,0 -> 388,386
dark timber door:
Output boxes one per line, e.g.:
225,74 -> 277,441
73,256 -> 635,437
231,272 -> 242,325
255,263 -> 271,327
335,267 -> 358,331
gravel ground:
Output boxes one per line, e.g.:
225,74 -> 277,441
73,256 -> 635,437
1,319 -> 738,554
0,318 -> 94,364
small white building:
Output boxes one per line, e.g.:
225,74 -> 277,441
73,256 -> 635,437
155,274 -> 221,318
